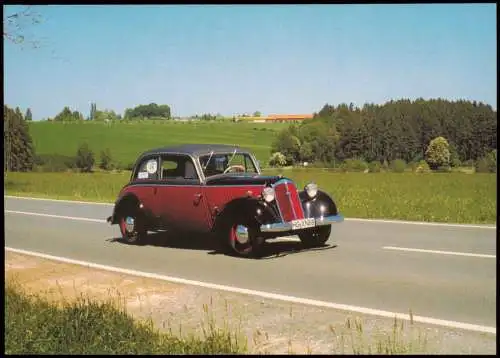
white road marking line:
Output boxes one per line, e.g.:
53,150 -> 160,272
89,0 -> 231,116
4,246 -> 495,335
5,195 -> 496,229
383,246 -> 496,259
347,217 -> 496,229
5,210 -> 106,223
4,195 -> 113,206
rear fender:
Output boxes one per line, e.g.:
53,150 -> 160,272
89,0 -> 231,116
108,193 -> 143,225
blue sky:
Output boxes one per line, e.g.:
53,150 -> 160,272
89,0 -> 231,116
4,4 -> 497,120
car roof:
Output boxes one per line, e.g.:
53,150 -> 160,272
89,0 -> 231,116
140,143 -> 247,158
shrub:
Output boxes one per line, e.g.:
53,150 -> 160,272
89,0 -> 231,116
475,150 -> 497,173
75,143 -> 95,173
368,161 -> 381,173
382,159 -> 390,171
415,160 -> 431,173
391,159 -> 406,173
341,159 -> 369,172
99,148 -> 114,171
462,159 -> 475,167
34,154 -> 76,172
268,152 -> 287,167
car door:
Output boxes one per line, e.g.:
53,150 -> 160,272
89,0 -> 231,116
155,154 -> 211,232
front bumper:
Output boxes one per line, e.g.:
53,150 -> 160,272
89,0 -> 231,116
260,214 -> 344,233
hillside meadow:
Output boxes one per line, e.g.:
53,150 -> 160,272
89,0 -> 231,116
28,120 -> 290,166
5,170 -> 496,224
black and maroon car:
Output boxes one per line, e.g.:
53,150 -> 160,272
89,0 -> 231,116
107,144 -> 344,257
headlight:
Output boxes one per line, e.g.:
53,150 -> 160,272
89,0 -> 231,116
262,187 -> 275,202
305,183 -> 318,198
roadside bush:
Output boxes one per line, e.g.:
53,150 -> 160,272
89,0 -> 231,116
99,148 -> 114,171
75,143 -> 95,173
415,160 -> 431,173
368,161 -> 381,173
390,159 -> 406,173
341,159 -> 369,172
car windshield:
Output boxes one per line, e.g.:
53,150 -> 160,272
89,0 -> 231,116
199,152 -> 258,177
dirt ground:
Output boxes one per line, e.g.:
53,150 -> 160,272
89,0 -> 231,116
5,250 -> 496,354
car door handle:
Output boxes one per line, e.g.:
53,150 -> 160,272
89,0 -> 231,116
194,193 -> 202,205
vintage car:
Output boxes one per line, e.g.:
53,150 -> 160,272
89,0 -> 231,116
107,144 -> 344,257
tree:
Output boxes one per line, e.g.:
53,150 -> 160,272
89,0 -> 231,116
89,102 -> 97,120
253,111 -> 261,117
271,130 -> 301,165
99,148 -> 114,170
75,143 -> 94,172
54,106 -> 84,121
25,108 -> 32,121
123,103 -> 171,120
425,136 -> 451,170
4,105 -> 35,172
3,5 -> 43,48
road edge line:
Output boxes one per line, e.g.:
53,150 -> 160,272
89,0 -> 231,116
4,195 -> 496,229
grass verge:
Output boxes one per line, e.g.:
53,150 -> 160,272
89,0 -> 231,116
5,170 -> 497,224
5,278 -> 246,355
5,276 -> 430,354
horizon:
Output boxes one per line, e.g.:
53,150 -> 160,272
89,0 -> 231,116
4,4 -> 497,120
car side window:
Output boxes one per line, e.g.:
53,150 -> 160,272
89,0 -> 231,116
160,155 -> 199,180
135,157 -> 159,180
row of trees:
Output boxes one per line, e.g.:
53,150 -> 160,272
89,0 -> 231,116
271,98 -> 497,168
44,102 -> 172,122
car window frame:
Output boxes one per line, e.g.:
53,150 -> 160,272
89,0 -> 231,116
159,153 -> 202,186
131,154 -> 161,182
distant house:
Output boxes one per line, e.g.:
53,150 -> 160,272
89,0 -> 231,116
266,114 -> 314,122
236,113 -> 314,123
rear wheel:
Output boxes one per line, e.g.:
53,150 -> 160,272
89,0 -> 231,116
223,217 -> 264,258
299,225 -> 331,248
119,211 -> 147,244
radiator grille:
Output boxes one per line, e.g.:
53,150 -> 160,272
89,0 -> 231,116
274,180 -> 304,222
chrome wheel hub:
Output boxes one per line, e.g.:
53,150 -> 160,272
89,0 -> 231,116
235,225 -> 249,244
125,216 -> 135,233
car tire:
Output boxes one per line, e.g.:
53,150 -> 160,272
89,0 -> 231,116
298,225 -> 332,248
119,211 -> 147,244
223,217 -> 264,258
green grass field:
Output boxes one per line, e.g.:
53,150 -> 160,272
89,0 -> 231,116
29,120 -> 290,166
5,170 -> 496,224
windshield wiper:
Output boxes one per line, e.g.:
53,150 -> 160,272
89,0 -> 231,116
203,150 -> 215,171
226,148 -> 237,167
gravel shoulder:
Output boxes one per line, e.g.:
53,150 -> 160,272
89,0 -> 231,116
5,250 -> 496,354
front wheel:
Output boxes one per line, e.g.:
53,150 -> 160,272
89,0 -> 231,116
224,218 -> 264,258
299,225 -> 332,248
119,211 -> 147,244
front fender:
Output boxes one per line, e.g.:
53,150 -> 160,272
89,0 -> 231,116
299,189 -> 338,218
212,197 -> 278,232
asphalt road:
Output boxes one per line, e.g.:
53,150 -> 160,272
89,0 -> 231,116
4,196 -> 497,332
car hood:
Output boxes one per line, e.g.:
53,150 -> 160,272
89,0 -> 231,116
205,174 -> 285,186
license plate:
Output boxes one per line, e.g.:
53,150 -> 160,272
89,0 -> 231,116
291,218 -> 316,230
